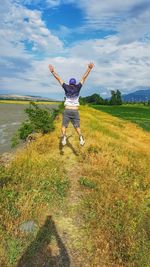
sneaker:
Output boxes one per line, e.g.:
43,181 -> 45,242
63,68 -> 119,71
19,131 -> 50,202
79,135 -> 85,146
62,135 -> 67,146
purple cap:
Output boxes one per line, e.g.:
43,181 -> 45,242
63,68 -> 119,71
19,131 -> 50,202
69,78 -> 76,85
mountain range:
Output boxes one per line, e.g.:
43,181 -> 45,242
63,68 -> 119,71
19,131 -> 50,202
122,89 -> 150,102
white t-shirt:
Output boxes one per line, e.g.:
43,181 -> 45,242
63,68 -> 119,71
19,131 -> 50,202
64,96 -> 80,106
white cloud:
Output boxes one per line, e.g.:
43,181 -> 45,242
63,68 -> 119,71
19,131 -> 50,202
70,0 -> 150,46
118,9 -> 150,43
0,0 -> 150,99
0,0 -> 64,98
0,1 -> 63,57
46,0 -> 61,7
77,0 -> 144,18
68,36 -> 150,93
14,1 -> 150,43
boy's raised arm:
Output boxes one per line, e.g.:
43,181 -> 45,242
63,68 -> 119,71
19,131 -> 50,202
80,62 -> 94,85
48,64 -> 64,86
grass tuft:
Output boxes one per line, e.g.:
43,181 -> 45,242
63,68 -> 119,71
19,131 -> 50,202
78,177 -> 97,189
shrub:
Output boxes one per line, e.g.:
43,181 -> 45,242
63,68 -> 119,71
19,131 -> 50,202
25,102 -> 55,134
12,102 -> 60,147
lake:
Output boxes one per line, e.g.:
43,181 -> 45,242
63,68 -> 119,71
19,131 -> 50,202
0,103 -> 58,154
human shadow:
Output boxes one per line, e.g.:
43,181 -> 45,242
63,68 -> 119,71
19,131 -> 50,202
0,175 -> 12,188
67,136 -> 79,156
59,137 -> 65,155
59,135 -> 79,156
17,216 -> 70,267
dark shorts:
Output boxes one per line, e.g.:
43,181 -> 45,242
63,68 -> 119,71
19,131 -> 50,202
62,109 -> 80,128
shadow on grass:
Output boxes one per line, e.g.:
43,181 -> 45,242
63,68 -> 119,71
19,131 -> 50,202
0,176 -> 12,188
59,135 -> 79,156
17,216 -> 70,267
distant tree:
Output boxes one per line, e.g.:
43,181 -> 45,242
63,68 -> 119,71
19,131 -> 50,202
80,93 -> 104,105
110,90 -> 122,105
89,94 -> 103,104
79,97 -> 86,105
116,90 -> 122,105
110,90 -> 117,105
104,99 -> 109,105
80,90 -> 123,106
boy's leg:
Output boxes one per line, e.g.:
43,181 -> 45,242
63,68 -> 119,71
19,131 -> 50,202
72,111 -> 85,146
61,126 -> 67,146
75,127 -> 81,136
61,110 -> 70,146
75,127 -> 85,146
61,125 -> 67,136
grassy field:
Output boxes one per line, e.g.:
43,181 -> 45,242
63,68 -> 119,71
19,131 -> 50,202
91,104 -> 150,131
0,106 -> 150,266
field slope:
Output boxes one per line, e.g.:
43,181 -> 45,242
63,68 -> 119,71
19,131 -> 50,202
91,104 -> 150,131
0,106 -> 150,267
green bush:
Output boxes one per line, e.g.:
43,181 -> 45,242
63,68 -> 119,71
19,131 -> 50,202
25,102 -> 55,134
12,102 -> 60,147
19,122 -> 34,140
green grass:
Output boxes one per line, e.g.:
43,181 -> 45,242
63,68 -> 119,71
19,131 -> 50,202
78,177 -> 97,189
91,104 -> 150,131
0,152 -> 70,266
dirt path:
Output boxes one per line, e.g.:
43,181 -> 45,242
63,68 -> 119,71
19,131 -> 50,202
51,131 -> 87,267
16,129 -> 87,267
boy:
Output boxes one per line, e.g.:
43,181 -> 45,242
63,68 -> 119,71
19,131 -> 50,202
48,62 -> 94,146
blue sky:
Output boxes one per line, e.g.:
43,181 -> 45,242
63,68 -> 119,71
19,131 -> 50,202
0,0 -> 150,100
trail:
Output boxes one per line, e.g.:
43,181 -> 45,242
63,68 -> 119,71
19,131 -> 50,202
16,127 -> 87,267
47,128 -> 87,267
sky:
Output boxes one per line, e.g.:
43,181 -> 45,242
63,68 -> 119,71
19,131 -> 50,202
0,0 -> 150,100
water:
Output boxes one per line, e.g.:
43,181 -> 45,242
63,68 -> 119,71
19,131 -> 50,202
0,103 -> 58,154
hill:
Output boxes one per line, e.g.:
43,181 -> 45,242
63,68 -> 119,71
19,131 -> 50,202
0,94 -> 55,102
122,88 -> 150,102
0,106 -> 150,266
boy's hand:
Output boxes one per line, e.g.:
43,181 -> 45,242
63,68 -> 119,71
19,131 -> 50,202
48,65 -> 64,85
48,64 -> 54,73
88,62 -> 94,69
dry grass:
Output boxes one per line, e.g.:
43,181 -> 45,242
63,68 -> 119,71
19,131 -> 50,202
77,106 -> 150,266
0,105 -> 150,266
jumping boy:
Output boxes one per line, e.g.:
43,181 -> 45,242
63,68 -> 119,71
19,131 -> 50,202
48,62 -> 94,146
